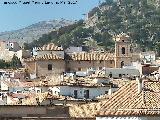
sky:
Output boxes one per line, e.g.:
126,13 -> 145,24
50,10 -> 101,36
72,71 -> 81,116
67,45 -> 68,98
0,0 -> 105,32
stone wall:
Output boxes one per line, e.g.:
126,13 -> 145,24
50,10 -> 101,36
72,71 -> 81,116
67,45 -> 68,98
66,60 -> 115,72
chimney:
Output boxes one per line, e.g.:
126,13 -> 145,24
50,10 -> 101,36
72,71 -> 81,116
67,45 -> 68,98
136,77 -> 143,94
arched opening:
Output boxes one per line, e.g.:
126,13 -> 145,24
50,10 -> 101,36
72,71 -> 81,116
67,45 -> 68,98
121,61 -> 124,68
122,47 -> 125,54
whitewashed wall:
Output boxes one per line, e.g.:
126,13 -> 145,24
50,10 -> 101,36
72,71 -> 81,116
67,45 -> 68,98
93,78 -> 110,84
51,86 -> 110,99
0,81 -> 9,91
105,68 -> 140,78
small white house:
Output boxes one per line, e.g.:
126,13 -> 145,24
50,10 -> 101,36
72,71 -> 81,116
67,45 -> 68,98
105,68 -> 140,78
0,81 -> 9,91
140,51 -> 155,63
49,84 -> 114,100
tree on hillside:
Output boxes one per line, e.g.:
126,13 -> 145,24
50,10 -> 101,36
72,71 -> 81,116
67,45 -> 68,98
10,54 -> 22,69
0,59 -> 7,69
83,38 -> 104,51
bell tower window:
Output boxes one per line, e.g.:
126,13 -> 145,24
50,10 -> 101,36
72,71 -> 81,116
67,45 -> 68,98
122,47 -> 125,54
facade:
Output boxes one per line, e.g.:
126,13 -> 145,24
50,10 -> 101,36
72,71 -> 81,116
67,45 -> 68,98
0,41 -> 21,52
105,68 -> 140,78
140,51 -> 155,63
49,85 -> 110,100
66,52 -> 115,72
24,53 -> 65,77
48,76 -> 117,100
114,33 -> 132,68
0,41 -> 30,61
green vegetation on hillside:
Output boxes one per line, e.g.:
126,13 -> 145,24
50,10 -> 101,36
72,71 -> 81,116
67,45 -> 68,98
0,55 -> 22,69
24,0 -> 160,55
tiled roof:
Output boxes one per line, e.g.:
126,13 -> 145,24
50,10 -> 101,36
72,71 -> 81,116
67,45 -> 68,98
70,80 -> 160,118
24,53 -> 64,62
3,80 -> 45,88
36,43 -> 63,51
46,93 -> 76,100
22,93 -> 48,105
67,52 -> 114,61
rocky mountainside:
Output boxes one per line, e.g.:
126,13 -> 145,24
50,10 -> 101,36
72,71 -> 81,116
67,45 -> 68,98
0,19 -> 74,45
23,0 -> 160,55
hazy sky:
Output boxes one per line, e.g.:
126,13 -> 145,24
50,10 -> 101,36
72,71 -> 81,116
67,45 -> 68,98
0,0 -> 105,32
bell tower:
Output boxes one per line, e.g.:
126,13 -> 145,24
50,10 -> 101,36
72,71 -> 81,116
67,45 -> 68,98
114,33 -> 132,68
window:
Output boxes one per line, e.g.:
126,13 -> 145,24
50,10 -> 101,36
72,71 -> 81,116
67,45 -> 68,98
74,90 -> 78,99
17,91 -> 22,93
99,60 -> 102,63
37,90 -> 41,93
105,91 -> 108,94
130,47 -> 133,53
48,64 -> 52,70
110,60 -> 113,64
99,67 -> 102,70
78,68 -> 82,71
122,47 -> 125,54
119,74 -> 122,78
121,61 -> 124,68
84,90 -> 89,99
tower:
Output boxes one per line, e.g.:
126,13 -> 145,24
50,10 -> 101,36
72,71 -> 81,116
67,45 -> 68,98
114,33 -> 132,68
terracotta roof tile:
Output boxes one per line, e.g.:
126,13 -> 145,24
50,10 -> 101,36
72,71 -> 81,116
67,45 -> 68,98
24,53 -> 64,62
68,52 -> 114,61
36,43 -> 63,51
70,80 -> 160,118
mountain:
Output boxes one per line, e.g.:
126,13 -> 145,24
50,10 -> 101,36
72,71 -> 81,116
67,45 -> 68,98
24,0 -> 160,55
0,19 -> 74,45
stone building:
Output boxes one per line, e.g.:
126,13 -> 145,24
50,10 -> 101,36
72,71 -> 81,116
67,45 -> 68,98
113,33 -> 132,68
24,33 -> 140,77
66,33 -> 135,72
24,53 -> 65,77
0,41 -> 30,61
66,52 -> 115,72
